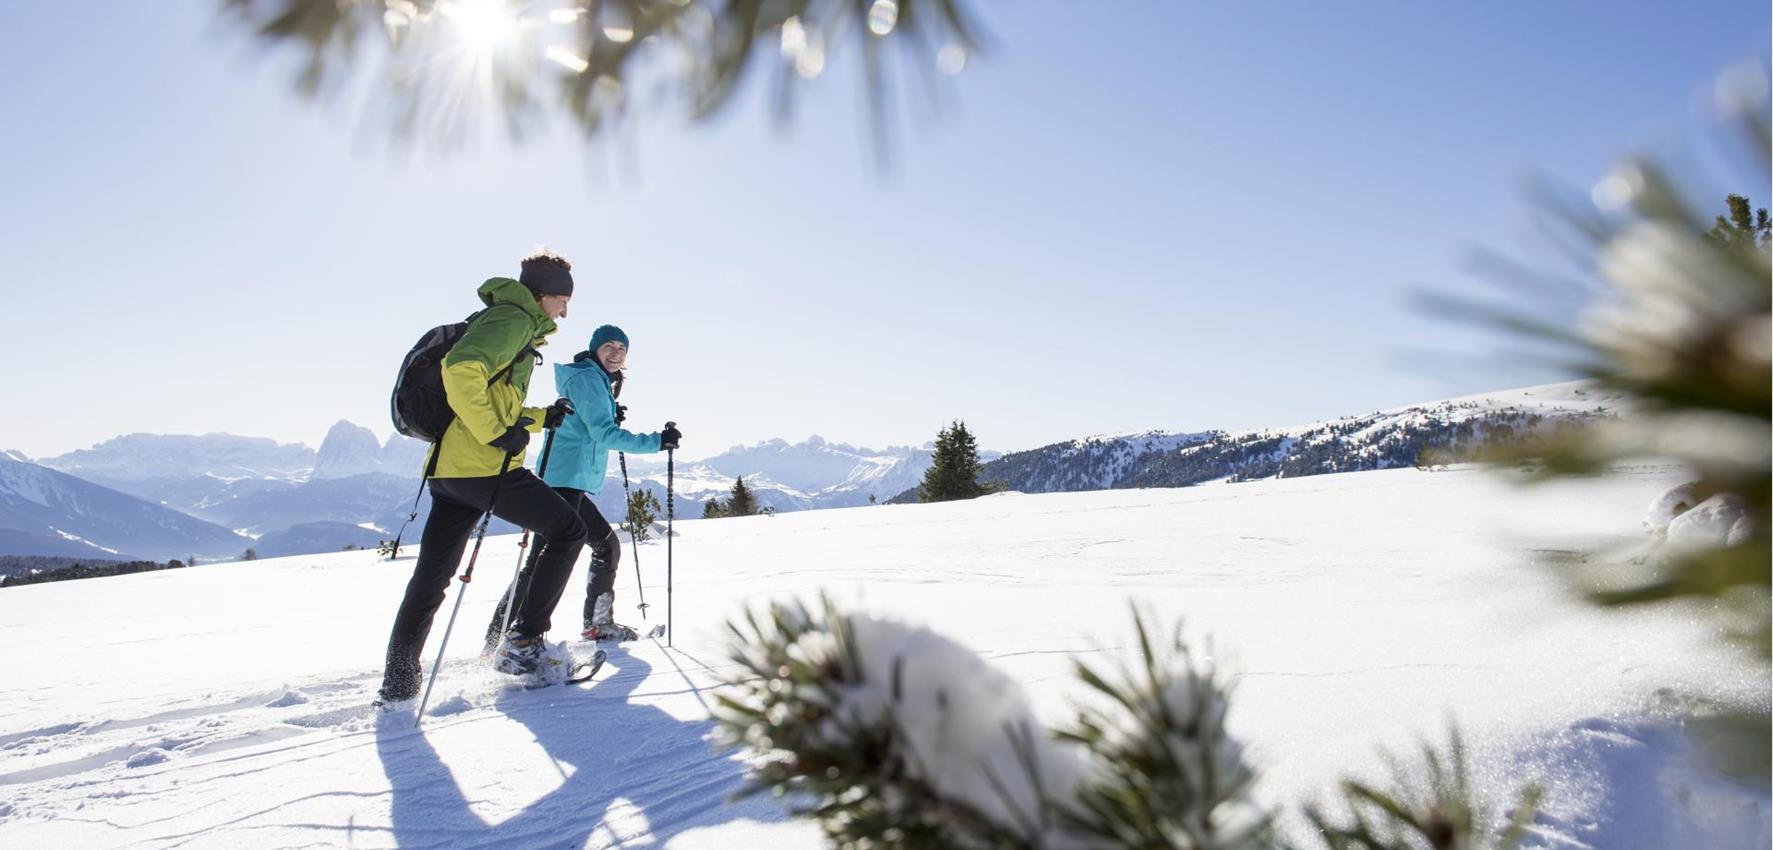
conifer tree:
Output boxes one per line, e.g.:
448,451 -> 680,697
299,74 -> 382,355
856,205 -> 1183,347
920,420 -> 989,503
626,489 -> 662,544
702,498 -> 729,519
727,476 -> 759,517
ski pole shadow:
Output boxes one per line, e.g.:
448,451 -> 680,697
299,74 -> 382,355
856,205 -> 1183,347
376,645 -> 757,847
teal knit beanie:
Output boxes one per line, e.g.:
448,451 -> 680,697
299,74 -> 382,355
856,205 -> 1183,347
588,324 -> 629,352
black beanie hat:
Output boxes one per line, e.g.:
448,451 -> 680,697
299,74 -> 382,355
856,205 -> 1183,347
519,256 -> 574,298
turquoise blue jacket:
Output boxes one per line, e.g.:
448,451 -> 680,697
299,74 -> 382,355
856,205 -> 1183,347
541,360 -> 662,495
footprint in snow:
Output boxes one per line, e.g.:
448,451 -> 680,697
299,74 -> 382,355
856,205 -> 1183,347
125,749 -> 170,768
428,696 -> 474,717
265,690 -> 310,708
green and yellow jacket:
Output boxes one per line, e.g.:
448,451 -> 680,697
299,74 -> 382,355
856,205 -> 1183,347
427,277 -> 557,478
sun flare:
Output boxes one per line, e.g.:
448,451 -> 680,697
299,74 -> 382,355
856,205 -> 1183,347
438,0 -> 522,55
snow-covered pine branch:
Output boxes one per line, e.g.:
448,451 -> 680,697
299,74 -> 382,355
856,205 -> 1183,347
713,595 -> 1079,849
1054,611 -> 1270,849
715,598 -> 1547,850
1302,728 -> 1542,850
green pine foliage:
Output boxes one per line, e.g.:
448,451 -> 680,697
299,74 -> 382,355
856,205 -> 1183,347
920,420 -> 991,503
1704,194 -> 1771,255
218,0 -> 983,154
714,597 -> 1541,850
1,558 -> 190,588
703,498 -> 729,519
728,476 -> 759,517
715,597 -> 1036,849
1477,177 -> 1772,657
626,488 -> 662,544
1303,730 -> 1542,850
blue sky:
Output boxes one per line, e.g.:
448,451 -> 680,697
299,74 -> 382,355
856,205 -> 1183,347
0,1 -> 1765,461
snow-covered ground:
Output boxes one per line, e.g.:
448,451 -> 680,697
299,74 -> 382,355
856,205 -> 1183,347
0,463 -> 1765,849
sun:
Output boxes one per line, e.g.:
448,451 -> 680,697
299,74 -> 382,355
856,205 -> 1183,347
438,0 -> 522,56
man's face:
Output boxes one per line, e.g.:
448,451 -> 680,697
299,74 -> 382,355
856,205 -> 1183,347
538,294 -> 571,320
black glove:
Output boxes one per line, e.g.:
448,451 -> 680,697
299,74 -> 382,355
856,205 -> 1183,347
614,403 -> 628,425
543,397 -> 574,430
659,423 -> 682,451
488,418 -> 534,455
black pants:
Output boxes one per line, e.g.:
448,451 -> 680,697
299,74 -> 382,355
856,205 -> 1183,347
379,469 -> 587,701
484,487 -> 619,649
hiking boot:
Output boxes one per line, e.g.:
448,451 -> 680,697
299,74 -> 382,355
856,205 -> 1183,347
581,621 -> 640,642
492,631 -> 545,676
583,591 -> 640,641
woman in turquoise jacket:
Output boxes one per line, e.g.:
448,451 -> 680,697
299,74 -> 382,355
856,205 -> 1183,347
485,325 -> 682,645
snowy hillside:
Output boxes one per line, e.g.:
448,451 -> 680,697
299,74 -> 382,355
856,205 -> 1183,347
0,462 -> 1764,849
973,428 -> 1217,494
0,454 -> 250,560
621,436 -> 974,513
950,381 -> 1623,500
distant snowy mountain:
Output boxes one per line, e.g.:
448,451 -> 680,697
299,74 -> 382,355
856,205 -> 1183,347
311,421 -> 429,479
974,429 -> 1217,495
891,381 -> 1621,502
38,425 -> 435,548
0,454 -> 251,560
32,426 -> 959,560
618,436 -> 999,516
43,433 -> 314,486
195,473 -> 425,536
1119,381 -> 1620,487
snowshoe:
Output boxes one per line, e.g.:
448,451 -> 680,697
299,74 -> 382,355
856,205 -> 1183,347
581,622 -> 640,642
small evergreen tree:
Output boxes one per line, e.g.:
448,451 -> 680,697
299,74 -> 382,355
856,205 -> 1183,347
241,548 -> 258,561
626,489 -> 662,543
727,476 -> 759,517
702,498 -> 729,519
919,420 -> 989,503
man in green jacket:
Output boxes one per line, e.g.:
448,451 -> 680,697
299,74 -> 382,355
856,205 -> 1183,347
377,251 -> 588,705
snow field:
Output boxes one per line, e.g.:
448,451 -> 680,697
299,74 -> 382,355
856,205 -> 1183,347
0,463 -> 1764,848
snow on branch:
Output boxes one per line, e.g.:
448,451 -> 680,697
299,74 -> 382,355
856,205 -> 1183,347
715,597 -> 1543,850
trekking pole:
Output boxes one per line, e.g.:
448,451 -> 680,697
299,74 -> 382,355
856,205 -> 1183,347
416,448 -> 519,725
618,452 -> 650,620
665,423 -> 675,648
493,427 -> 559,643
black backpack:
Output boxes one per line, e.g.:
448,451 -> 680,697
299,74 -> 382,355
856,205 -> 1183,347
389,307 -> 533,445
383,305 -> 536,556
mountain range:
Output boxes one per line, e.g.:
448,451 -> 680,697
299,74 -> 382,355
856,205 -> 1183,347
0,453 -> 250,560
1,425 -> 965,562
887,381 -> 1619,502
1,382 -> 1617,566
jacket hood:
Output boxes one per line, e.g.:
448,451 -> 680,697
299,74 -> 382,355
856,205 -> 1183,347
554,359 -> 611,389
478,277 -> 556,338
